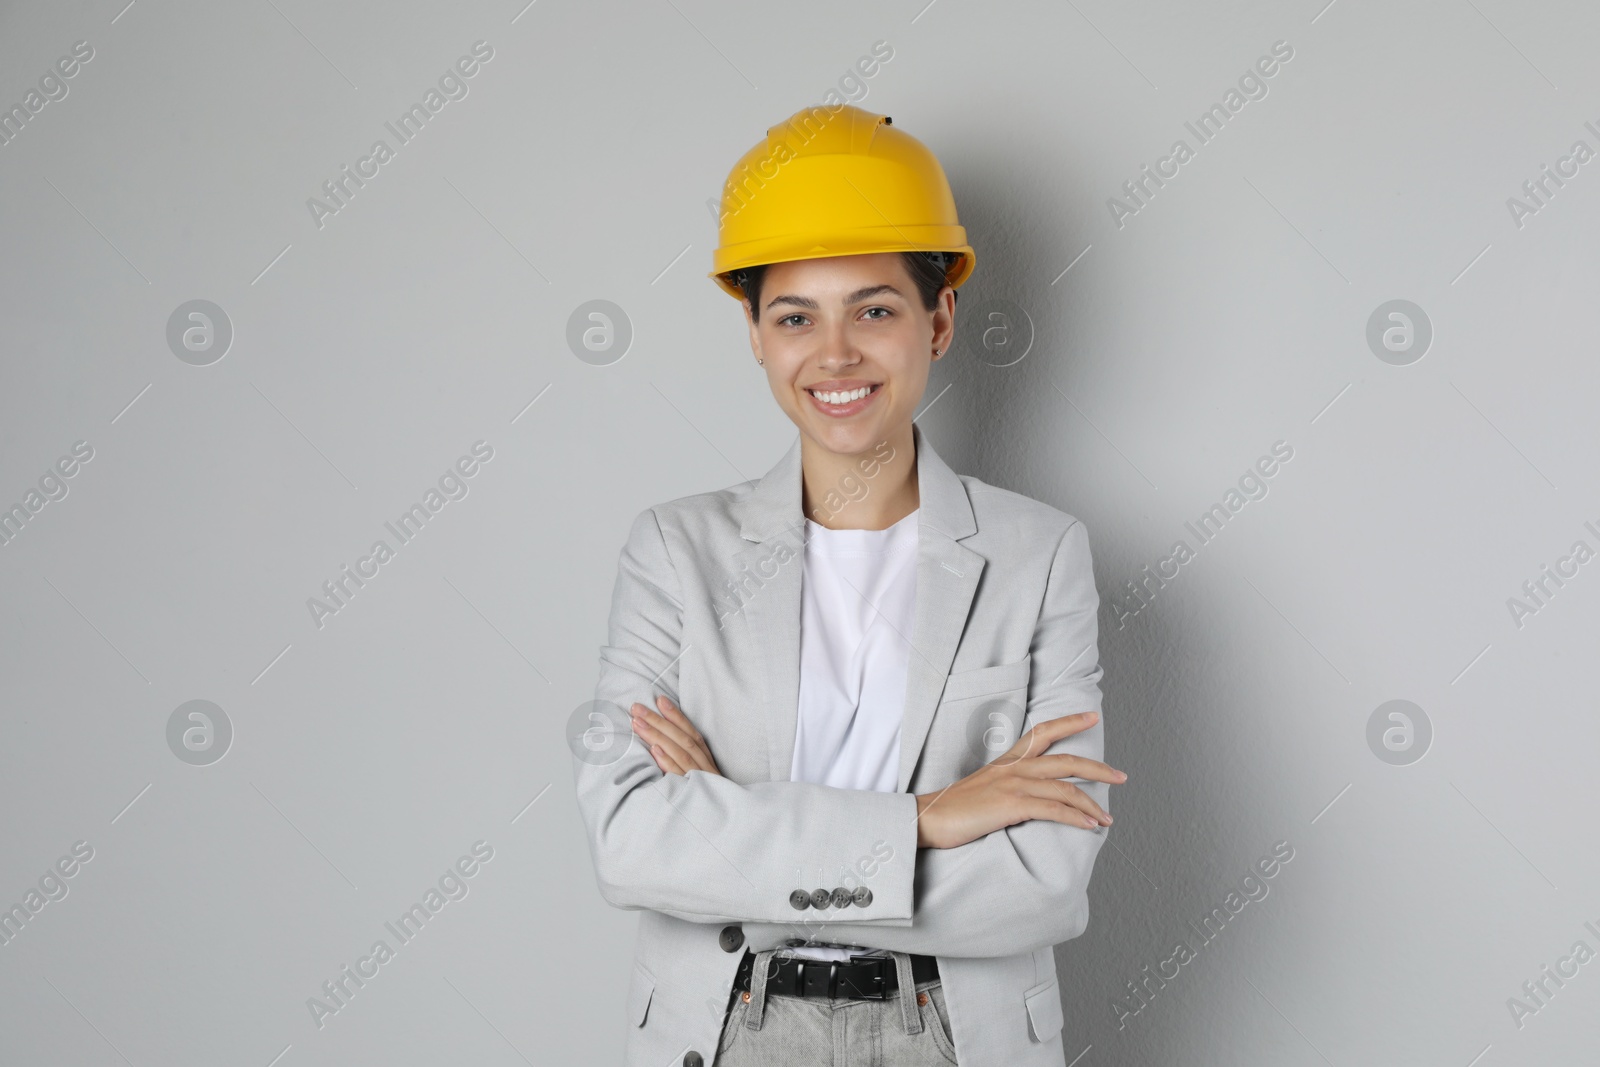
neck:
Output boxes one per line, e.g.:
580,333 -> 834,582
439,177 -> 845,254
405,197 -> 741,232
799,422 -> 919,530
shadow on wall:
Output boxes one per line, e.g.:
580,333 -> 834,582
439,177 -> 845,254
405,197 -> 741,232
927,129 -> 1306,1058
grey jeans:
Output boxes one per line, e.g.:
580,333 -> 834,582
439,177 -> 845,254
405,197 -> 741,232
714,950 -> 959,1066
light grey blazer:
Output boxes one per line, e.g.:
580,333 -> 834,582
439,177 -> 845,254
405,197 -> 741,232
575,422 -> 1108,1067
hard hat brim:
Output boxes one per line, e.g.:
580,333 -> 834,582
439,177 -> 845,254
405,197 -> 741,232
710,231 -> 976,300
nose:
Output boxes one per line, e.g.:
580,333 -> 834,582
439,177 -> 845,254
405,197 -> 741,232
815,320 -> 862,373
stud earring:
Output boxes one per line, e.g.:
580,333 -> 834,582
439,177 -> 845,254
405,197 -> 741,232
933,348 -> 942,357
757,358 -> 764,365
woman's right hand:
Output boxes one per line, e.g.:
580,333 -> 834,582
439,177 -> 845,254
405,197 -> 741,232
913,711 -> 1126,850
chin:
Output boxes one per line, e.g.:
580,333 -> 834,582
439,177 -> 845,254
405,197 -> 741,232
805,420 -> 888,457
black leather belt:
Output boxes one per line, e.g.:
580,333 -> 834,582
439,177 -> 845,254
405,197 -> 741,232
732,949 -> 939,1000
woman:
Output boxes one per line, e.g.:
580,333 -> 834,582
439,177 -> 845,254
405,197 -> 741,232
573,104 -> 1126,1067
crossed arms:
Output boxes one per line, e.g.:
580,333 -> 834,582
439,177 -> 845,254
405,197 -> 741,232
571,508 -> 1122,959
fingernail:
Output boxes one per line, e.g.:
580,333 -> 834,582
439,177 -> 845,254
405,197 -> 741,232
1115,771 -> 1128,781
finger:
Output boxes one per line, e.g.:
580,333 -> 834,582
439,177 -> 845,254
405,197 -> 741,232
633,716 -> 697,777
656,695 -> 708,746
636,705 -> 702,759
1004,711 -> 1101,760
644,711 -> 717,774
634,722 -> 678,774
632,715 -> 701,773
1031,710 -> 1101,746
650,701 -> 719,774
651,742 -> 688,776
1021,777 -> 1111,825
1015,792 -> 1103,831
639,714 -> 718,776
984,718 -> 1088,772
1017,752 -> 1128,784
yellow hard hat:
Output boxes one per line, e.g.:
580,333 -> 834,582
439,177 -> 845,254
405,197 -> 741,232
709,104 -> 976,300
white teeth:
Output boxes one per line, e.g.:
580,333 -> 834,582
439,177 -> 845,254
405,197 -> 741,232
811,386 -> 872,404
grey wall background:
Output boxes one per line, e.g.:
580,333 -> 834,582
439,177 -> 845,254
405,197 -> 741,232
3,0 -> 1598,1063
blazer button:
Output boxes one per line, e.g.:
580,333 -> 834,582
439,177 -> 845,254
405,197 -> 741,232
789,889 -> 811,910
852,886 -> 873,907
830,887 -> 852,909
719,925 -> 744,952
810,887 -> 831,909
683,1053 -> 704,1067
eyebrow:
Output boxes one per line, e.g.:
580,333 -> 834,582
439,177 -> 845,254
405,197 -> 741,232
764,284 -> 904,312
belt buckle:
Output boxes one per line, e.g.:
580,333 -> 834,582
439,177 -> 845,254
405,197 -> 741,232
842,954 -> 890,1000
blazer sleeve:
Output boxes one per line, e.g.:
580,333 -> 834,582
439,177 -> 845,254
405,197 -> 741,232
739,518 -> 1109,958
572,506 -> 922,926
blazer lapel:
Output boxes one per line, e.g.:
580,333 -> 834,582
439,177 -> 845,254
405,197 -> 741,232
729,424 -> 983,792
895,425 -> 983,792
730,434 -> 808,784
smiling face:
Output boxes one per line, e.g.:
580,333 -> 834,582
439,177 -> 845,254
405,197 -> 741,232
744,252 -> 955,460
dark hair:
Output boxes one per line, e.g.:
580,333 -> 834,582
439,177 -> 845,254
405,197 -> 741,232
729,251 -> 960,323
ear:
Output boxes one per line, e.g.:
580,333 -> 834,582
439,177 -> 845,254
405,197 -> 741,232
744,299 -> 765,364
930,285 -> 956,360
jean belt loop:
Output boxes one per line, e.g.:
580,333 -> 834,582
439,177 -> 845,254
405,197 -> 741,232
745,949 -> 780,1031
892,951 -> 923,1035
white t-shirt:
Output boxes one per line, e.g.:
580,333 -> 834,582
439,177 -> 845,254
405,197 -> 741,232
785,508 -> 919,960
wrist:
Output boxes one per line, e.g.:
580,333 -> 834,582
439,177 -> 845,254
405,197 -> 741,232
914,793 -> 937,849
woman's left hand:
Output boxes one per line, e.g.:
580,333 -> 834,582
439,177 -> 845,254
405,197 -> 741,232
630,695 -> 722,776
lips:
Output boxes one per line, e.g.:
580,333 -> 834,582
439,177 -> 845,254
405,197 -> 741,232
805,382 -> 882,417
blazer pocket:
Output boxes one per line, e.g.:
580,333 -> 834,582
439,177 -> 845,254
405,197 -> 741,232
940,654 -> 1032,704
1023,976 -> 1064,1042
628,963 -> 655,1027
